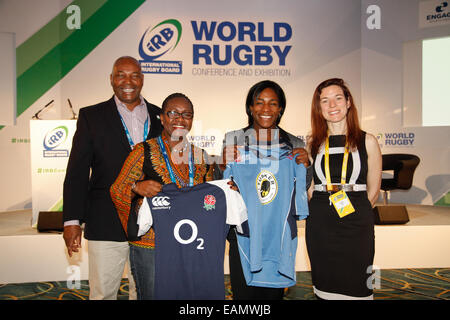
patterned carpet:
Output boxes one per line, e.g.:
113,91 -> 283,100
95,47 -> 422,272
1,268 -> 449,300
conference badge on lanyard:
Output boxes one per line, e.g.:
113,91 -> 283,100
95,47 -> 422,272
329,190 -> 355,218
324,135 -> 355,218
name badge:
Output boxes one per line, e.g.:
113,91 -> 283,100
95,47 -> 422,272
329,190 -> 355,218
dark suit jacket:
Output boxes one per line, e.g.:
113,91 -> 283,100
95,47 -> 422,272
63,96 -> 162,241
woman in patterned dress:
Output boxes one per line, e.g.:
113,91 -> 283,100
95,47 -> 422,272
110,93 -> 214,299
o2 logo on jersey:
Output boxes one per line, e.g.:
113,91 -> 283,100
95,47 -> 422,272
173,219 -> 204,250
256,170 -> 278,205
139,19 -> 183,74
43,126 -> 70,157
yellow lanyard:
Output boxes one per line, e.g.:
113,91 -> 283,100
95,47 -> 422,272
324,135 -> 349,192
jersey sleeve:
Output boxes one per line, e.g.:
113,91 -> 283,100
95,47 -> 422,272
295,162 -> 309,220
137,197 -> 154,237
223,145 -> 245,180
207,179 -> 247,233
223,164 -> 233,179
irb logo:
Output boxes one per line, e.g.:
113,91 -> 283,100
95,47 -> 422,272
139,19 -> 182,61
43,126 -> 68,150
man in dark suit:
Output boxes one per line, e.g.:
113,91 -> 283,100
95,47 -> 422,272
63,56 -> 162,300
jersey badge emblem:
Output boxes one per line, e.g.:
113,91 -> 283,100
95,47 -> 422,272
256,170 -> 278,205
203,194 -> 216,211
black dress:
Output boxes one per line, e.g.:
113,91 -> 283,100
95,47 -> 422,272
305,133 -> 375,299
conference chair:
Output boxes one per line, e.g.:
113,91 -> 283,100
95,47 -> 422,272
373,154 -> 420,224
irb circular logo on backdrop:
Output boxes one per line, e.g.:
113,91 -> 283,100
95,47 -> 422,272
139,19 -> 183,74
43,126 -> 68,150
42,126 -> 70,157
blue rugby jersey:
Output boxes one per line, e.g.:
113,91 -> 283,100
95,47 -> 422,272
224,145 -> 308,288
138,179 -> 247,300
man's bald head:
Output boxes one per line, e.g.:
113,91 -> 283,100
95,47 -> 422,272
110,56 -> 144,110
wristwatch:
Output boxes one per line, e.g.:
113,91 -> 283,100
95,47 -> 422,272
131,181 -> 138,192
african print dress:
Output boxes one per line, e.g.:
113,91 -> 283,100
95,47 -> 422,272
110,137 -> 214,248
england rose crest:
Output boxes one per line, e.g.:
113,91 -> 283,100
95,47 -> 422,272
203,194 -> 216,211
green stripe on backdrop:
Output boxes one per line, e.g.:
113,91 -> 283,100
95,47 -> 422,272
50,197 -> 64,212
14,0 -> 145,119
434,192 -> 450,207
16,0 -> 108,78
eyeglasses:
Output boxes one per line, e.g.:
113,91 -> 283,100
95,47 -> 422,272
166,110 -> 194,120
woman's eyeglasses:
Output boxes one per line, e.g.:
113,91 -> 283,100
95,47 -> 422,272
166,110 -> 194,119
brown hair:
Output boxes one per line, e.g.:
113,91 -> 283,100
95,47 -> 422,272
309,78 -> 363,158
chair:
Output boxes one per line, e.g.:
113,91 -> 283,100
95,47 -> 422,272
373,154 -> 420,224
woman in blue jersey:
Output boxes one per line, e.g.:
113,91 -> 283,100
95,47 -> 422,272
218,80 -> 311,300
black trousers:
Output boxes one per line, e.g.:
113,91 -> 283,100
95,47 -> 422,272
228,231 -> 284,300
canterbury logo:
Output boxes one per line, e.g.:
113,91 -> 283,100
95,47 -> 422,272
152,196 -> 170,207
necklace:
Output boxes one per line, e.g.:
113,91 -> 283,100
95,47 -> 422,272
172,141 -> 189,153
158,136 -> 194,187
162,134 -> 189,153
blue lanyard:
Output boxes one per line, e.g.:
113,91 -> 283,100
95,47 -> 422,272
157,136 -> 194,187
119,114 -> 149,148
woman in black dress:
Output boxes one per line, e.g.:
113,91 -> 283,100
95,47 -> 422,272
305,78 -> 382,300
